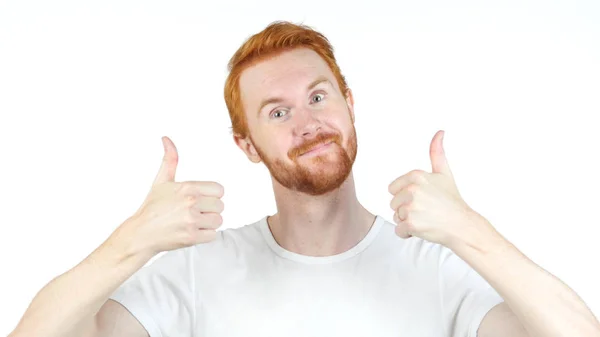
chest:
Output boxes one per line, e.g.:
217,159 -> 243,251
193,269 -> 443,337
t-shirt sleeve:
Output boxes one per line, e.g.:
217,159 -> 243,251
108,247 -> 196,337
438,245 -> 505,337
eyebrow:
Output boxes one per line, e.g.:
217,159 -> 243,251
257,76 -> 332,116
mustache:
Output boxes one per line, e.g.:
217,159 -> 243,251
288,132 -> 341,158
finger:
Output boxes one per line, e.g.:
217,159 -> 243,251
395,225 -> 412,239
388,169 -> 425,195
190,196 -> 225,213
152,136 -> 179,186
393,209 -> 401,223
389,190 -> 413,211
194,212 -> 223,230
429,130 -> 454,178
395,207 -> 409,222
183,181 -> 225,198
393,210 -> 412,239
393,221 -> 412,239
195,229 -> 217,243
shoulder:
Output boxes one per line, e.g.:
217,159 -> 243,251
187,216 -> 268,262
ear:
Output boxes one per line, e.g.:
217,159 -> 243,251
345,88 -> 355,123
233,133 -> 262,163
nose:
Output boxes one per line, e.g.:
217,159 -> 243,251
293,108 -> 322,137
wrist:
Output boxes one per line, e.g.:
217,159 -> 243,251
447,211 -> 511,257
100,216 -> 155,267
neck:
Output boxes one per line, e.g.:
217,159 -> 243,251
267,171 -> 376,257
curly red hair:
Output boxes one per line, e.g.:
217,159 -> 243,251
224,21 -> 349,139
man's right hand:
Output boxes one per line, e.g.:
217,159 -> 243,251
113,136 -> 225,257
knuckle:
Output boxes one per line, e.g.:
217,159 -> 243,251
411,170 -> 427,183
399,208 -> 408,220
407,183 -> 419,193
391,198 -> 401,211
411,169 -> 425,177
185,194 -> 197,205
416,175 -> 428,185
177,181 -> 189,192
184,210 -> 198,224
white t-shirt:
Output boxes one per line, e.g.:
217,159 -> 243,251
109,215 -> 504,337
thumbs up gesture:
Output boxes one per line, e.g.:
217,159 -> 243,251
388,130 -> 494,250
115,136 -> 225,257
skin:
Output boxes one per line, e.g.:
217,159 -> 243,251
232,46 -> 600,336
387,129 -> 600,336
22,36 -> 597,337
234,47 -> 375,257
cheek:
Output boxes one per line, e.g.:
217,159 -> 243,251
258,133 -> 293,159
272,142 -> 287,157
334,120 -> 354,145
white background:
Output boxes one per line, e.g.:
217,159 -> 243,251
1,0 -> 599,334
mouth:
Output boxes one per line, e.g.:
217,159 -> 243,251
301,141 -> 334,156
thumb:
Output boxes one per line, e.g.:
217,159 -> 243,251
429,130 -> 453,178
152,136 -> 179,186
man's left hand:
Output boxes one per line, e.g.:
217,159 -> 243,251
387,130 -> 492,248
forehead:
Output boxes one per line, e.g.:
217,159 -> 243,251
239,48 -> 336,110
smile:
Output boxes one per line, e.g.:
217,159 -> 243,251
301,141 -> 334,156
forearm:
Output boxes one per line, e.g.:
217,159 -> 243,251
9,219 -> 153,337
450,218 -> 600,337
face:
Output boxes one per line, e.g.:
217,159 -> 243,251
235,47 -> 358,196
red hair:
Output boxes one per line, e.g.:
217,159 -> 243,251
224,21 -> 349,139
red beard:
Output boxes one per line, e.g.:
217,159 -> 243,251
252,126 -> 358,196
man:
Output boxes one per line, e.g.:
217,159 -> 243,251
9,21 -> 600,337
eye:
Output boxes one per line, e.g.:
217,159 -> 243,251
271,109 -> 288,119
311,93 -> 326,103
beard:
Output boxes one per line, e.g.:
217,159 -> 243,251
251,125 -> 358,196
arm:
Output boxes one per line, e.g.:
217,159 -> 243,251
449,216 -> 600,337
387,131 -> 600,336
477,302 -> 529,337
8,217 -> 153,337
8,136 -> 223,337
